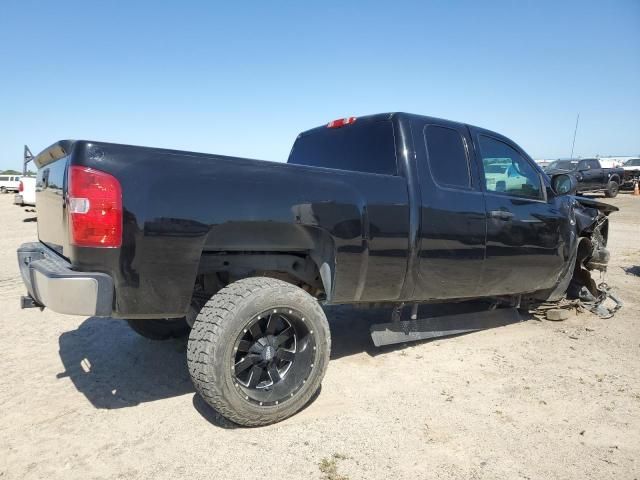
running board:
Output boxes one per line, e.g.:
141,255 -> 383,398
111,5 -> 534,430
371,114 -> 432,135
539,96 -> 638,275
370,307 -> 521,347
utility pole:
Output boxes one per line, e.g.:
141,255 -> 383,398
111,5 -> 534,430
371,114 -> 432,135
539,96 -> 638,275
570,113 -> 580,159
23,145 -> 33,176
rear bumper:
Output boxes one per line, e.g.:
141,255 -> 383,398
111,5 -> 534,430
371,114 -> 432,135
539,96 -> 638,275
17,242 -> 114,316
15,194 -> 35,206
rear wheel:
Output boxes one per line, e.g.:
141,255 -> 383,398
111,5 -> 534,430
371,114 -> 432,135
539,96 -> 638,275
605,180 -> 619,198
187,277 -> 330,426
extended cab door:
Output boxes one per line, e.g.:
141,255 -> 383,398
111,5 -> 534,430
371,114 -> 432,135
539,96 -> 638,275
470,129 -> 566,296
413,119 -> 486,300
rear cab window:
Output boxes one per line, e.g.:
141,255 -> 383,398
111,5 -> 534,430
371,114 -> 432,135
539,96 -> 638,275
288,119 -> 397,175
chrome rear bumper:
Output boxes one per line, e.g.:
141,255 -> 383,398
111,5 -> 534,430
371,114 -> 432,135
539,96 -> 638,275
17,242 -> 113,316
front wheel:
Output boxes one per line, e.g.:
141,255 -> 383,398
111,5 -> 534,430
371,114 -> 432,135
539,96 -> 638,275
187,277 -> 330,426
605,180 -> 619,198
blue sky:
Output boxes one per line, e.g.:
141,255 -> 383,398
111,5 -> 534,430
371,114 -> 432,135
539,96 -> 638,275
1,0 -> 638,170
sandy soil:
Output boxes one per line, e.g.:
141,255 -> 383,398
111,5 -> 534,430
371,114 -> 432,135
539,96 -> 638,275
0,192 -> 639,480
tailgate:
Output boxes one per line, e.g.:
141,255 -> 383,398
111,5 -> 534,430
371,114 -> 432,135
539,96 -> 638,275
34,142 -> 74,257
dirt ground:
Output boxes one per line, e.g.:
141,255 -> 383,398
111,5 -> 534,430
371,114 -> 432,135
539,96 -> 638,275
0,192 -> 639,480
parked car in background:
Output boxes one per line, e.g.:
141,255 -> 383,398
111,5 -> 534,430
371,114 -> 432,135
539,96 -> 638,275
14,177 -> 36,206
621,158 -> 640,188
0,174 -> 21,193
544,158 -> 624,197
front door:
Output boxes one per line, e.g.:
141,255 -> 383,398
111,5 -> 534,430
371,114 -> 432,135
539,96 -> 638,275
471,130 -> 566,296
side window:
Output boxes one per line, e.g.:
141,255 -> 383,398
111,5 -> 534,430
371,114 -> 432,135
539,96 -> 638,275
578,160 -> 590,170
478,135 -> 543,200
424,125 -> 471,189
588,160 -> 600,169
0,176 -> 8,181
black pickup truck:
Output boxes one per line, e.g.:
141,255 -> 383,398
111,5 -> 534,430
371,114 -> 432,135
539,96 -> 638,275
18,113 -> 616,426
544,158 -> 624,197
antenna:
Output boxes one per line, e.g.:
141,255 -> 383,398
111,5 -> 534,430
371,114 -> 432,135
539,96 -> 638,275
570,113 -> 580,159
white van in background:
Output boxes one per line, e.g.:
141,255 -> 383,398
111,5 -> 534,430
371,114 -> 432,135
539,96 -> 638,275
0,174 -> 21,193
14,177 -> 36,206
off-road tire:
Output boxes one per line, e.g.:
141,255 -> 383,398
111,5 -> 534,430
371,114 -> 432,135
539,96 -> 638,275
605,180 -> 619,198
187,277 -> 330,427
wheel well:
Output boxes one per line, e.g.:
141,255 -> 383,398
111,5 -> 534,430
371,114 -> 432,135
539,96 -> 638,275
196,252 -> 326,298
610,175 -> 620,184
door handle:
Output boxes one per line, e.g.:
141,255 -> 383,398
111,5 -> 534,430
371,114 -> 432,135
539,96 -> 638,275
488,210 -> 514,220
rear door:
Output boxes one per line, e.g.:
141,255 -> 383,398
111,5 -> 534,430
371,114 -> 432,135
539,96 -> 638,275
413,119 -> 486,300
470,129 -> 566,295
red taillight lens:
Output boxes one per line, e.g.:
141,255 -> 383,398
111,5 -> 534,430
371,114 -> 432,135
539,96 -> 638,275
18,181 -> 24,192
327,116 -> 356,128
68,166 -> 122,248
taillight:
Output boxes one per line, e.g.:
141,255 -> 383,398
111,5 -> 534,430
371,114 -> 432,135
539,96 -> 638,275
18,181 -> 24,192
67,166 -> 122,248
327,117 -> 356,128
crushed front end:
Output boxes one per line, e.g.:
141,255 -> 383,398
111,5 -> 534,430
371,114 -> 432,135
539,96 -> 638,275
566,197 -> 622,318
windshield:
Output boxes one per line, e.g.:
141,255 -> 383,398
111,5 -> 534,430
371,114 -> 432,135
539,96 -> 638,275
624,159 -> 640,167
547,160 -> 578,170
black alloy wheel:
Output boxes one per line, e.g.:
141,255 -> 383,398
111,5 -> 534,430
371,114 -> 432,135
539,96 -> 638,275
232,308 -> 315,406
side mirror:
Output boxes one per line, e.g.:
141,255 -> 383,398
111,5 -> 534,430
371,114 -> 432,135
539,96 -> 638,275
551,173 -> 577,196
